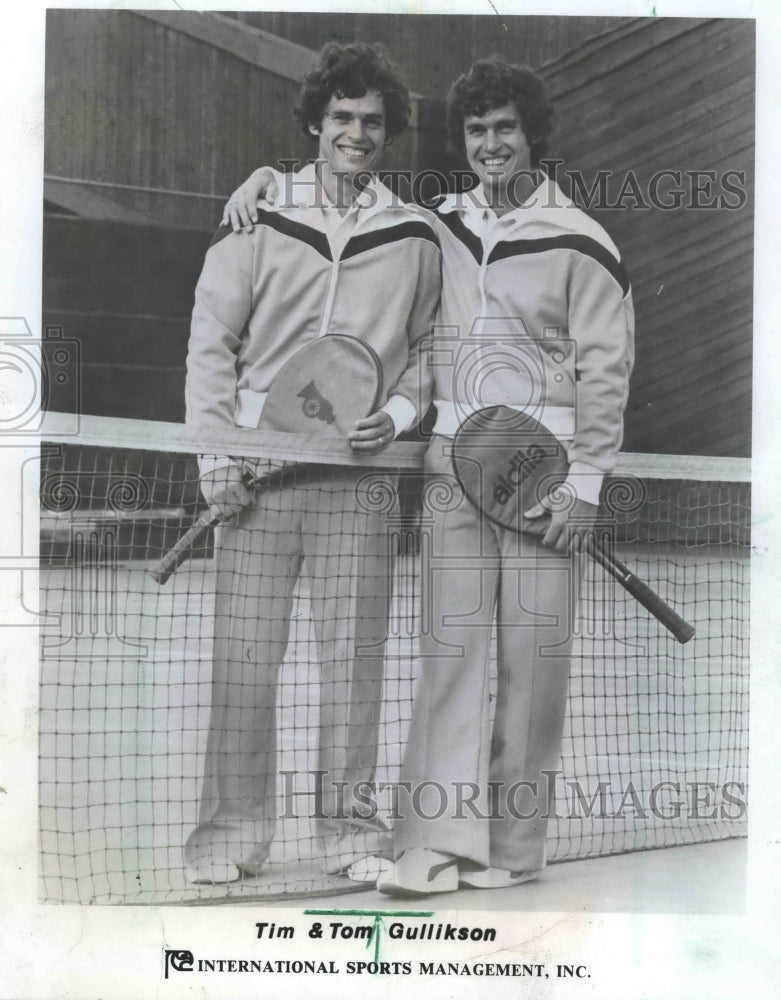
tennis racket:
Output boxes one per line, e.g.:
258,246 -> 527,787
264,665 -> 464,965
148,334 -> 383,584
451,406 -> 696,644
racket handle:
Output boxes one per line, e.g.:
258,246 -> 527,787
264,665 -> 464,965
148,511 -> 222,585
146,464 -> 296,586
587,540 -> 696,645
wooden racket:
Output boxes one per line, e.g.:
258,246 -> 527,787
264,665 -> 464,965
148,334 -> 383,584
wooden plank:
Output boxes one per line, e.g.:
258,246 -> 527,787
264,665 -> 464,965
556,91 -> 753,182
635,282 -> 752,332
608,195 -> 752,262
546,18 -> 750,100
627,220 -> 753,287
633,279 -> 752,336
549,19 -> 752,119
630,349 -> 752,412
630,381 -> 751,430
634,305 -> 751,369
629,213 -> 753,267
132,7 -> 426,128
635,287 -> 753,343
562,79 -> 754,179
632,303 -> 752,368
221,12 -> 634,94
630,242 -> 753,305
626,400 -> 752,453
44,178 -> 156,226
629,341 -> 752,407
632,327 -> 752,385
633,338 -> 752,398
133,9 -> 317,83
631,346 -> 753,405
633,262 -> 753,333
544,15 -> 705,80
43,178 -> 224,232
545,18 -> 714,96
626,394 -> 752,457
630,231 -> 753,292
568,122 -> 754,187
618,219 -> 752,286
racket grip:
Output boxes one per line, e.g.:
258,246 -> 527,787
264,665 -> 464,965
148,511 -> 221,585
588,542 -> 696,644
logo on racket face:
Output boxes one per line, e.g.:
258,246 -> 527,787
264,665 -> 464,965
297,380 -> 336,424
493,442 -> 553,505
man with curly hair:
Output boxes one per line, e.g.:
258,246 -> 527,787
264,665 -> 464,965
224,56 -> 633,897
184,41 -> 440,884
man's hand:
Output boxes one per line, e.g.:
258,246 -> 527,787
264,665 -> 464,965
221,168 -> 279,232
348,411 -> 395,454
199,463 -> 252,518
523,488 -> 599,554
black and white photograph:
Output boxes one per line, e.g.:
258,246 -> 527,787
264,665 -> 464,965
1,2 -> 779,998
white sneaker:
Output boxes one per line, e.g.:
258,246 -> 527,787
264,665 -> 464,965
377,849 -> 459,898
345,856 -> 393,885
458,866 -> 538,889
185,859 -> 242,884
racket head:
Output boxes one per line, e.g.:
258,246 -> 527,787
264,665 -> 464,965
451,405 -> 572,534
258,334 -> 383,437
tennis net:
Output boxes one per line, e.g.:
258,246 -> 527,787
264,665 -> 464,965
38,413 -> 749,904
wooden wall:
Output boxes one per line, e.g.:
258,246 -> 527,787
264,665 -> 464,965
226,12 -> 630,99
43,218 -> 208,421
43,9 -> 434,231
541,18 -> 754,457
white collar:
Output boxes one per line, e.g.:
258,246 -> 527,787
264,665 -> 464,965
437,175 -> 578,230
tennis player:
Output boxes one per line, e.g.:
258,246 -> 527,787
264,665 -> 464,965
184,42 -> 440,884
223,56 -> 634,895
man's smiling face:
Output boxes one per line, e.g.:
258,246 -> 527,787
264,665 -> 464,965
315,91 -> 387,182
463,102 -> 533,204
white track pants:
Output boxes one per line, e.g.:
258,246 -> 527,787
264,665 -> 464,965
395,440 -> 582,872
185,468 -> 394,870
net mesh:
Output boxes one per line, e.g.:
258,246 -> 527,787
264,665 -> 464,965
38,415 -> 749,904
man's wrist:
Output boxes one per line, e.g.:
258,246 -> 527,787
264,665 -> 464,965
380,395 -> 418,438
564,462 -> 605,507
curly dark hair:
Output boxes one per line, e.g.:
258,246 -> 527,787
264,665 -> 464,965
294,42 -> 411,141
446,58 -> 555,168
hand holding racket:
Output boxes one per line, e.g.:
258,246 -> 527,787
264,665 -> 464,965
522,490 -> 598,554
451,406 -> 696,644
149,334 -> 383,585
198,462 -> 253,518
